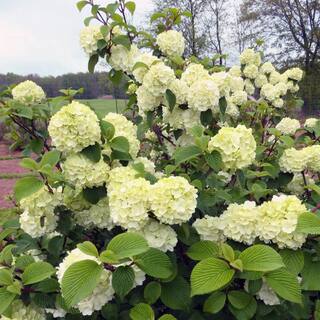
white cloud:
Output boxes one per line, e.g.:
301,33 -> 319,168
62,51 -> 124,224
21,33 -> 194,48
0,0 -> 153,76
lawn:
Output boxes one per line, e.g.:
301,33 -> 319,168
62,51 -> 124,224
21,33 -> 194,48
78,99 -> 127,118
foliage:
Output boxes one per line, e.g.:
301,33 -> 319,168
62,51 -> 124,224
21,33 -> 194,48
1,1 -> 320,319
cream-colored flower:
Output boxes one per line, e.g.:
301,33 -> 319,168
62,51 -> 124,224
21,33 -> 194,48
48,101 -> 101,154
1,301 -> 45,320
181,63 -> 210,87
285,68 -> 303,81
136,85 -> 162,113
243,64 -> 259,79
193,216 -> 225,242
109,44 -> 140,72
279,148 -> 308,173
208,125 -> 256,171
12,80 -> 46,104
260,62 -> 275,74
240,48 -> 261,66
80,25 -> 104,55
168,79 -> 189,105
150,176 -> 197,225
304,118 -> 319,128
276,117 -> 300,135
156,30 -> 185,57
132,52 -> 160,83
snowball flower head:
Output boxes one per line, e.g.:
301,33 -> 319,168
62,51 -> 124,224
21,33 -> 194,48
109,44 -> 140,72
133,157 -> 156,174
48,101 -> 101,154
12,80 -> 46,104
220,201 -> 258,245
228,66 -> 242,77
136,85 -> 162,114
256,195 -> 307,249
80,25 -> 103,55
261,84 -> 278,102
254,74 -> 268,88
74,197 -> 114,230
132,52 -> 160,83
181,63 -> 210,87
57,248 -> 114,316
0,300 -> 45,320
107,166 -> 137,192
260,62 -> 275,74
285,67 -> 303,81
188,79 -> 220,112
108,177 -> 151,229
243,64 -> 259,79
305,118 -> 319,128
287,173 -> 314,195
276,117 -> 300,135
305,145 -> 320,172
168,79 -> 189,105
208,125 -> 256,171
240,48 -> 261,66
103,113 -> 140,158
133,219 -> 178,252
230,90 -> 248,106
19,187 -> 62,238
279,147 -> 308,173
162,107 -> 201,131
142,62 -> 175,97
62,154 -> 109,190
150,176 -> 197,225
156,30 -> 185,57
193,216 -> 225,242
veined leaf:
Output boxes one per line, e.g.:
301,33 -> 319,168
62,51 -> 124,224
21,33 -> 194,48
77,241 -> 99,257
22,261 -> 55,285
112,266 -> 135,300
203,291 -> 226,314
296,212 -> 320,235
61,260 -> 103,307
186,241 -> 219,261
191,258 -> 235,296
0,288 -> 16,314
239,245 -> 284,272
144,281 -> 161,305
130,303 -> 154,320
14,177 -> 44,201
173,145 -> 202,164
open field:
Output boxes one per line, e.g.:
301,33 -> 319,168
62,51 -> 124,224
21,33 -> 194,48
77,99 -> 127,118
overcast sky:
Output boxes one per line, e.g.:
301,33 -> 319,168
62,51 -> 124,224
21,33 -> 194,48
0,0 -> 154,76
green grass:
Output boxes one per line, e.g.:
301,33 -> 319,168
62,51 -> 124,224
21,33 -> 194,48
78,99 -> 127,118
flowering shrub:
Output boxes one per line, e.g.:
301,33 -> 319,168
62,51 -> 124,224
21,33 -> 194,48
1,1 -> 320,319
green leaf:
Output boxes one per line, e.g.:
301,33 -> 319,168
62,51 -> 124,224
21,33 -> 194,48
77,0 -> 88,12
81,142 -> 101,163
100,120 -> 115,141
109,69 -> 123,85
101,303 -> 118,320
106,3 -> 118,14
134,248 -> 173,279
191,258 -> 235,296
112,266 -> 135,300
229,296 -> 257,320
158,315 -> 176,320
113,35 -> 131,50
203,291 -> 226,314
160,276 -> 191,311
301,254 -> 320,290
296,212 -> 320,234
14,255 -> 35,270
88,54 -> 99,73
186,241 -> 219,261
247,279 -> 262,295
221,243 -> 235,262
173,145 -> 202,164
110,136 -> 130,153
265,268 -> 302,304
133,61 -> 149,71
14,176 -> 44,201
107,232 -> 149,260
239,245 -> 284,272
111,150 -> 133,161
219,97 -> 227,115
144,281 -> 161,304
82,185 -> 106,205
111,13 -> 124,23
100,250 -> 119,264
61,260 -> 103,307
205,151 -> 223,171
0,288 -> 16,314
22,261 -> 55,285
228,290 -> 252,309
125,1 -> 136,15
151,12 -> 166,22
0,269 -> 13,286
20,158 -> 39,171
40,150 -> 61,168
165,89 -> 176,111
30,139 -> 44,154
130,303 -> 154,320
33,278 -> 60,293
77,241 -> 99,257
279,249 -> 304,274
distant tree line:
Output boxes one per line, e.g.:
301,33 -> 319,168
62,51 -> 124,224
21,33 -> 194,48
0,72 -> 127,99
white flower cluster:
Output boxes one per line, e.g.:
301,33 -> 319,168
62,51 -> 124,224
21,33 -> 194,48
208,125 -> 256,171
194,195 -> 308,249
304,118 -> 319,128
74,197 -> 114,230
287,173 -> 314,195
132,219 -> 177,252
156,30 -> 185,57
19,187 -> 62,238
103,113 -> 140,158
107,166 -> 197,229
279,145 -> 320,173
244,280 -> 280,306
1,300 -> 45,320
62,154 -> 109,190
150,176 -> 198,225
80,26 -> 104,55
12,80 -> 46,104
275,117 -> 300,135
57,248 -> 114,316
48,101 -> 101,154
